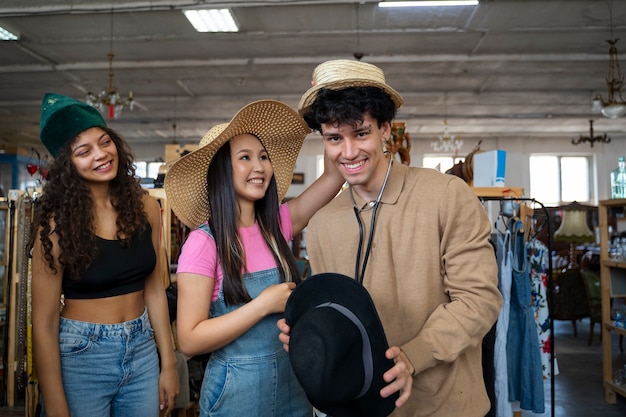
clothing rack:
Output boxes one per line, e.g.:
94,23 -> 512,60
479,196 -> 555,417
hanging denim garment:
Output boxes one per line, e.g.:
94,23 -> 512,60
506,219 -> 545,413
494,229 -> 513,417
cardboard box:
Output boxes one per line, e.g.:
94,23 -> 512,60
473,150 -> 506,187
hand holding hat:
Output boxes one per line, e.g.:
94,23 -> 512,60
284,273 -> 398,417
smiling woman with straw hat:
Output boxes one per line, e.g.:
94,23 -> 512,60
164,99 -> 345,417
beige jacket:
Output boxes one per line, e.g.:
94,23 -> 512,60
307,162 -> 502,417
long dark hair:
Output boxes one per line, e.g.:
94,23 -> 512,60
207,140 -> 300,306
27,127 -> 148,281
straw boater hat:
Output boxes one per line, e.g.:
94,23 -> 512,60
164,100 -> 310,229
298,59 -> 404,114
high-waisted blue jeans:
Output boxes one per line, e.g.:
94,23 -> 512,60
41,308 -> 160,417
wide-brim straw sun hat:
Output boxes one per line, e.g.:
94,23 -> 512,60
298,59 -> 404,114
164,100 -> 310,229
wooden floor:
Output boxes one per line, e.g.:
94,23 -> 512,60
528,318 -> 626,417
0,407 -> 24,416
0,318 -> 626,416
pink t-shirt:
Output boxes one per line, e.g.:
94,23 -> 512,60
176,204 -> 293,301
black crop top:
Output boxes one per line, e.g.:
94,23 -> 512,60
62,226 -> 156,299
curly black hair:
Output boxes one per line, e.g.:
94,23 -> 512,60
302,86 -> 397,132
27,127 -> 149,281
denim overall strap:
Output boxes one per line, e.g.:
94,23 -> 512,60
210,268 -> 284,357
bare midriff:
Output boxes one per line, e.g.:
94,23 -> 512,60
60,290 -> 145,324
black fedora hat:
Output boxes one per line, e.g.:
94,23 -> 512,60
284,273 -> 398,417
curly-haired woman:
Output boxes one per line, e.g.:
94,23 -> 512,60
29,93 -> 179,417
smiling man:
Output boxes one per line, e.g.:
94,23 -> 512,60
279,59 -> 503,417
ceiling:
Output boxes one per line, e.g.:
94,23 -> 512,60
1,0 -> 626,158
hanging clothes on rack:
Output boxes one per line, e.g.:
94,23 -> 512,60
527,236 -> 557,379
519,204 -> 554,379
476,195 -> 555,417
493,222 -> 513,417
507,218 -> 545,413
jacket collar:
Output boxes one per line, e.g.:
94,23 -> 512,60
349,158 -> 406,211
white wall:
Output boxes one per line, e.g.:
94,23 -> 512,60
282,134 -> 626,204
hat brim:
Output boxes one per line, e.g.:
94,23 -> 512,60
164,100 -> 310,229
298,79 -> 404,115
285,273 -> 398,417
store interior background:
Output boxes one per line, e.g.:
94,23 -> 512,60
0,0 -> 625,204
2,1 -> 626,416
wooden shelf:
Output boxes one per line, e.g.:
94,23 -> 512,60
604,380 -> 626,404
471,186 -> 524,198
599,198 -> 626,206
604,322 -> 626,336
602,260 -> 626,269
599,199 -> 626,404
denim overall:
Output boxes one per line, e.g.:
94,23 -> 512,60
506,218 -> 545,413
197,233 -> 311,417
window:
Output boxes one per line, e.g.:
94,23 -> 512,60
134,161 -> 147,178
134,161 -> 165,180
529,155 -> 590,205
147,162 -> 164,179
422,156 -> 464,173
317,155 -> 325,178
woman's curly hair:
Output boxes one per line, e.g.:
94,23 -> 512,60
27,127 -> 149,281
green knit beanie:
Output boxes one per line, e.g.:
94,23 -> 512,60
40,93 -> 108,157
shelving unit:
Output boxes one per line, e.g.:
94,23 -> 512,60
147,188 -> 189,283
599,198 -> 626,404
471,186 -> 524,198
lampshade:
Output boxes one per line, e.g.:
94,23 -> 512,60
554,209 -> 594,244
600,103 -> 626,119
592,96 -> 603,112
594,7 -> 626,120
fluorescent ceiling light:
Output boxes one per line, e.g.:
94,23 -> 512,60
183,9 -> 239,33
379,1 -> 479,7
0,26 -> 19,41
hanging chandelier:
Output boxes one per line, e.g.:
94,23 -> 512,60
592,2 -> 626,119
571,119 -> 611,147
86,11 -> 134,119
592,39 -> 626,119
431,119 -> 463,152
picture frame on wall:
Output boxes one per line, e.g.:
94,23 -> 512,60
292,172 -> 304,184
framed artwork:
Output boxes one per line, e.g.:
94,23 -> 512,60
292,172 -> 305,184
